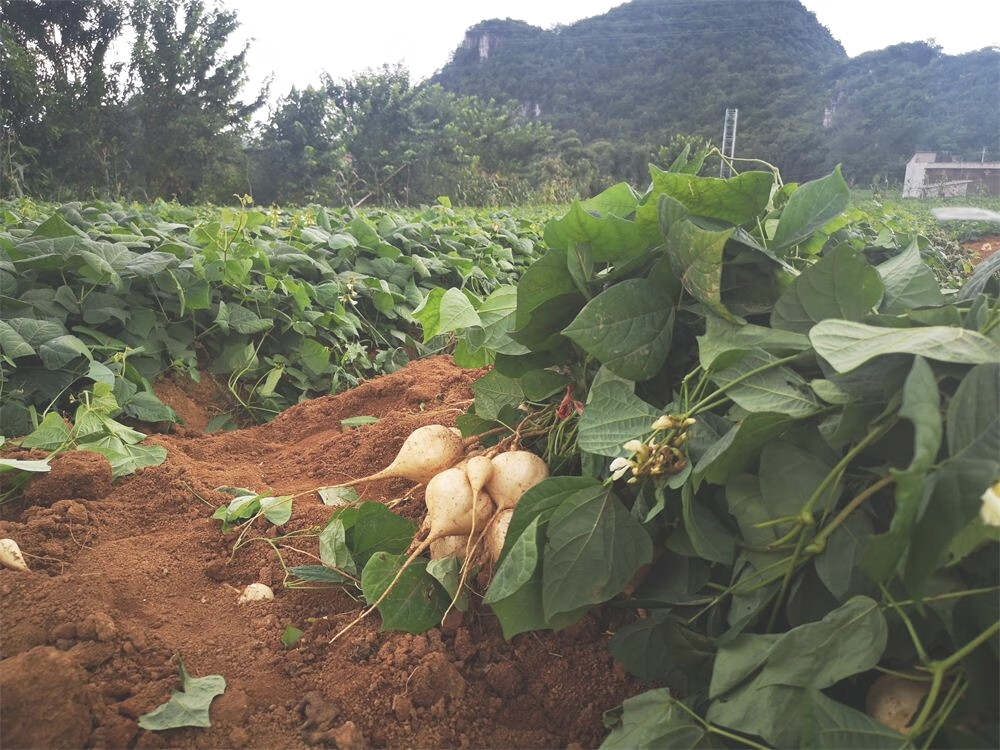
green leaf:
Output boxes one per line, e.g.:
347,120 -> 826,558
473,285 -> 530,356
811,320 -> 1000,373
340,416 -> 379,429
682,484 -> 734,564
693,413 -> 791,485
803,689 -> 912,749
38,334 -> 93,369
18,412 -> 72,450
281,626 -> 304,648
259,495 -> 292,525
426,556 -> 468,611
563,278 -> 675,381
470,369 -> 524,422
543,200 -> 647,262
814,512 -> 874,601
697,317 -> 810,372
484,516 -> 542,603
342,502 -> 416,567
542,485 -> 653,619
709,632 -> 782,698
319,520 -> 357,577
709,348 -> 822,418
946,363 -> 999,462
317,486 -> 359,506
361,552 -> 449,633
513,248 -> 585,350
665,216 -> 736,321
577,378 -> 660,457
0,457 -> 52,473
647,167 -> 775,225
601,689 -> 708,750
0,320 -> 36,359
137,659 -> 226,731
609,612 -> 715,689
771,245 -> 883,333
876,242 -> 945,313
770,166 -> 850,251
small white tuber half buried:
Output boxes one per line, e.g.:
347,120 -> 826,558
485,450 -> 550,510
866,673 -> 931,734
486,507 -> 514,564
333,424 -> 464,488
430,534 -> 471,560
0,538 -> 29,572
238,582 -> 274,604
331,467 -> 494,642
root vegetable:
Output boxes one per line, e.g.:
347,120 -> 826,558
331,467 -> 494,642
333,424 -> 464,488
0,538 -> 29,572
485,450 -> 549,510
866,673 -> 931,734
430,534 -> 471,560
486,508 -> 514,563
238,582 -> 275,604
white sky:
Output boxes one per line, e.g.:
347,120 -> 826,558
215,0 -> 998,105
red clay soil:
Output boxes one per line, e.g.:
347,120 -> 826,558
0,356 -> 644,750
963,234 -> 999,265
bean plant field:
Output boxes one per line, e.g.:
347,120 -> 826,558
1,167 -> 999,750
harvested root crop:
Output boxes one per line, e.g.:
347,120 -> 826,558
485,450 -> 549,510
866,673 -> 931,734
330,424 -> 464,488
332,467 -> 494,641
0,538 -> 29,572
238,582 -> 275,604
486,507 -> 514,563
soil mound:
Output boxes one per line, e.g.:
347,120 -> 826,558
1,356 -> 641,749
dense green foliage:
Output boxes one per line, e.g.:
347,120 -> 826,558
434,0 -> 1000,185
348,161 -> 998,746
0,197 -> 544,441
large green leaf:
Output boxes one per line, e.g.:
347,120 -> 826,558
946,363 -> 999,462
811,320 -> 1000,372
601,689 -> 708,750
697,317 -> 810,372
0,320 -> 35,359
876,241 -> 945,313
709,348 -> 822,418
542,485 -> 653,619
470,369 -> 524,421
803,689 -> 912,749
665,216 -> 736,322
512,248 -> 585,349
543,200 -> 647,262
771,245 -> 883,333
647,167 -> 775,225
610,612 -> 715,688
562,278 -> 675,380
137,659 -> 226,731
577,378 -> 660,457
693,412 -> 792,485
770,166 -> 850,251
361,552 -> 450,634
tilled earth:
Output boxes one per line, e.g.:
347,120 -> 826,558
0,356 -> 643,749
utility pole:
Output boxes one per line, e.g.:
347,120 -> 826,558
720,108 -> 738,178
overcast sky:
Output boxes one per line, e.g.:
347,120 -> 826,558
212,0 -> 997,105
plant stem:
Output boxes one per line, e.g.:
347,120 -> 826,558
881,583 -> 930,663
813,473 -> 896,548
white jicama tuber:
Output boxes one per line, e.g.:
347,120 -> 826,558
485,450 -> 550,511
0,538 -> 29,572
430,534 -> 472,560
331,467 -> 494,642
332,424 -> 464,488
866,673 -> 931,734
486,507 -> 514,564
238,582 -> 275,604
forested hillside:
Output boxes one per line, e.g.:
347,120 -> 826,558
434,0 -> 999,185
2,0 -> 997,204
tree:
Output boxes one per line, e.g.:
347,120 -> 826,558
251,86 -> 348,205
128,0 -> 265,202
0,0 -> 126,195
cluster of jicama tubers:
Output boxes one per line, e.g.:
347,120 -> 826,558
327,424 -> 550,641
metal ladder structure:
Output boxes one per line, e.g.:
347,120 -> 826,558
720,108 -> 738,178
